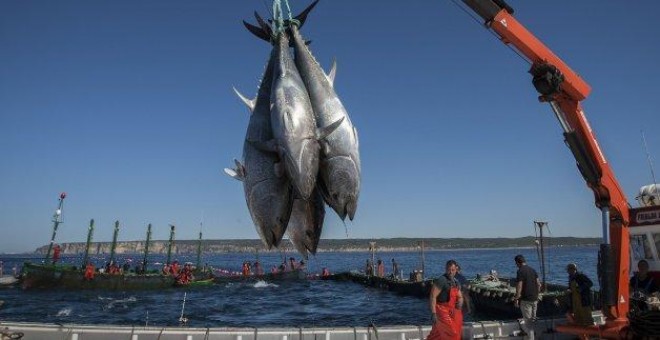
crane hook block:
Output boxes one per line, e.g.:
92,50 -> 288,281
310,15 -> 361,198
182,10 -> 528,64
530,63 -> 565,97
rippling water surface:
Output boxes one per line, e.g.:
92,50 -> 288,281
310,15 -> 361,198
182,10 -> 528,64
0,246 -> 598,327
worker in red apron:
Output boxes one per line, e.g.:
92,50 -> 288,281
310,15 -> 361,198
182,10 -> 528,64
427,259 -> 463,340
84,262 -> 95,281
52,244 -> 61,264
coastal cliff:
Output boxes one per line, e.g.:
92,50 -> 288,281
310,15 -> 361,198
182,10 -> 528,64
34,236 -> 601,255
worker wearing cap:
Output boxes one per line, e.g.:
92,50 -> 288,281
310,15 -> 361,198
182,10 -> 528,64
565,263 -> 594,326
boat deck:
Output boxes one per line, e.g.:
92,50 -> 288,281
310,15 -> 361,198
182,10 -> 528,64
0,318 -> 596,340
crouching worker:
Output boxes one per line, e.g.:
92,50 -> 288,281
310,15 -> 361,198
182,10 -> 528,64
566,263 -> 594,326
427,259 -> 463,340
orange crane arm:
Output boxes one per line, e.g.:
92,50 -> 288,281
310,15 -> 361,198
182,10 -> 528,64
461,0 -> 631,335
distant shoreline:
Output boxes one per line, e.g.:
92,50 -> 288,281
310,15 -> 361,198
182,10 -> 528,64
16,237 -> 601,255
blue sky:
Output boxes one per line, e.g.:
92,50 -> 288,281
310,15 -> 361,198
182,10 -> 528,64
1,1 -> 659,253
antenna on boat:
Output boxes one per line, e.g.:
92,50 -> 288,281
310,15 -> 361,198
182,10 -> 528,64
640,130 -> 659,205
369,241 -> 376,276
166,224 -> 176,265
109,221 -> 120,266
44,192 -> 66,263
418,240 -> 425,280
642,130 -> 658,186
533,220 -> 548,292
178,292 -> 188,325
82,219 -> 95,268
196,212 -> 204,271
142,224 -> 152,272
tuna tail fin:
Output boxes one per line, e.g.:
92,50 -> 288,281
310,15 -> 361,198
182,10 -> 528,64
246,1 -> 316,46
327,58 -> 337,86
316,117 -> 345,140
254,11 -> 273,38
232,87 -> 255,112
294,0 -> 320,29
243,20 -> 271,43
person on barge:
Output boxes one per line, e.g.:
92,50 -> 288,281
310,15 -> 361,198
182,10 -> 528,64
513,255 -> 540,340
565,263 -> 594,326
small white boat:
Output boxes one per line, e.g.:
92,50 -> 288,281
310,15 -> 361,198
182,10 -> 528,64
0,275 -> 19,287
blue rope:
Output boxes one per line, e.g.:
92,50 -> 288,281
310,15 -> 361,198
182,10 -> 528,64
272,0 -> 296,34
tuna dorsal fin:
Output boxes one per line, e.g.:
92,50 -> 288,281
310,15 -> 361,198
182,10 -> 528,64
327,58 -> 337,86
223,167 -> 244,181
247,138 -> 278,153
232,87 -> 255,112
316,117 -> 345,140
243,20 -> 271,43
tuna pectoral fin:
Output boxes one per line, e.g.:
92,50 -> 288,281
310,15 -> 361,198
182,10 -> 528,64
232,87 -> 255,112
316,117 -> 345,140
328,58 -> 337,86
247,138 -> 278,153
233,159 -> 246,178
223,167 -> 243,181
243,20 -> 271,43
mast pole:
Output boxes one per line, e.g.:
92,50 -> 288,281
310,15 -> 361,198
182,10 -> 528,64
420,240 -> 426,279
166,224 -> 175,265
45,192 -> 66,262
369,241 -> 376,276
82,219 -> 95,268
142,223 -> 152,272
196,230 -> 203,270
109,221 -> 120,265
534,220 -> 548,292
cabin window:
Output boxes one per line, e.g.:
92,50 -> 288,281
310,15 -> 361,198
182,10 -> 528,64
631,234 -> 654,261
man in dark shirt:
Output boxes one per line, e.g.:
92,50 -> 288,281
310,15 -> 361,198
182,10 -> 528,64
630,259 -> 658,311
514,255 -> 540,340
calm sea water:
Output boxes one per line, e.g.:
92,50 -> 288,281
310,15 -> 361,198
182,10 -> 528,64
0,246 -> 598,327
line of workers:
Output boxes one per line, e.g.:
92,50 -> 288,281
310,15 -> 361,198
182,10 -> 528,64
82,259 -> 201,285
365,258 -> 400,279
240,257 -> 307,276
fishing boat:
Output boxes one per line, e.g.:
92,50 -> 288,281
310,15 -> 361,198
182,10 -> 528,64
466,275 -> 569,319
22,196 -> 215,290
465,221 -> 570,319
328,271 -> 432,298
0,275 -> 19,287
21,262 -> 176,290
0,317 -> 602,340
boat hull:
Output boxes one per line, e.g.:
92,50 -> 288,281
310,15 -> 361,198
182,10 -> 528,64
21,262 -> 176,290
466,277 -> 570,319
328,272 -> 431,298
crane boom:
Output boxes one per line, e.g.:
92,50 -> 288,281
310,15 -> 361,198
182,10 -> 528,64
460,0 -> 631,337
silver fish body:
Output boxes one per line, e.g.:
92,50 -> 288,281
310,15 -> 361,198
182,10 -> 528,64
290,24 -> 361,221
270,32 -> 320,200
286,187 -> 325,259
226,49 -> 293,248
